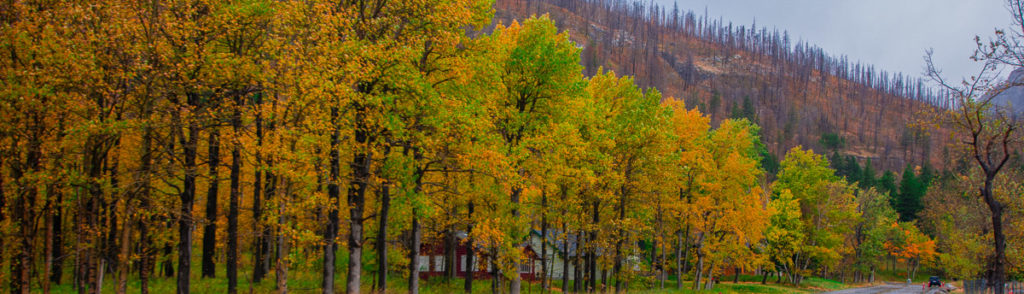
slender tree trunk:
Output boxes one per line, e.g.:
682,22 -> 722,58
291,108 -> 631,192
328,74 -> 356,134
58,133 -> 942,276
376,183 -> 390,292
323,107 -> 341,294
540,191 -> 548,291
465,201 -> 475,293
409,212 -> 421,294
252,97 -> 266,283
693,242 -> 703,290
682,226 -> 691,278
105,148 -> 121,279
11,134 -> 41,294
178,119 -> 200,294
275,189 -> 289,294
137,125 -> 154,294
227,97 -> 242,294
704,261 -> 715,290
490,255 -> 500,294
510,186 -> 522,294
346,109 -> 371,294
51,188 -> 65,286
613,185 -> 628,294
589,201 -> 599,292
981,177 -> 1007,294
163,241 -> 174,278
601,264 -> 608,290
445,227 -> 457,282
869,266 -> 875,283
202,129 -> 220,279
261,118 -> 276,279
574,232 -> 583,293
117,201 -> 132,294
44,190 -> 54,294
561,224 -> 570,293
660,237 -> 666,289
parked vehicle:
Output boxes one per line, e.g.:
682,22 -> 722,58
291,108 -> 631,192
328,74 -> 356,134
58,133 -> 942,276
929,276 -> 942,287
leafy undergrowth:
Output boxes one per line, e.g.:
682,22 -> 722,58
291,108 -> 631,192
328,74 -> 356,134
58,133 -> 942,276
42,256 -> 845,294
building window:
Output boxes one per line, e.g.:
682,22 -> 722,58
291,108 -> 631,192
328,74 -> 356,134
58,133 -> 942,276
434,256 -> 444,272
418,256 -> 430,272
519,263 -> 532,273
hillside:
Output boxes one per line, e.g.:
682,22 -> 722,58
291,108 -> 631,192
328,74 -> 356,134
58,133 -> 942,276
492,0 -> 951,172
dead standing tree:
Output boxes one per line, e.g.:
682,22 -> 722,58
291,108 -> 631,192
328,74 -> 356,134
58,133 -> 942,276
924,2 -> 1024,290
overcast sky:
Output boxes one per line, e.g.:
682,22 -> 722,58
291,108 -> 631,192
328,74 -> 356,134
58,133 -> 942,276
654,0 -> 1011,81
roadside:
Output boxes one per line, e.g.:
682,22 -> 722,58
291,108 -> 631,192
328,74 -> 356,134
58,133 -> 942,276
822,282 -> 952,294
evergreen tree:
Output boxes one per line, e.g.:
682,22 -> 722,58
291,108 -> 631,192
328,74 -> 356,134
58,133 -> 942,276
860,159 -> 877,189
896,165 -> 925,221
878,170 -> 898,208
844,156 -> 862,184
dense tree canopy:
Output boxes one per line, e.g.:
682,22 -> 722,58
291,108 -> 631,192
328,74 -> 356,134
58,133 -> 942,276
0,1 -> 976,294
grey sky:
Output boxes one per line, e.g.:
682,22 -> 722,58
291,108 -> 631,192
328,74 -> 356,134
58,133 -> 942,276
654,0 -> 1011,81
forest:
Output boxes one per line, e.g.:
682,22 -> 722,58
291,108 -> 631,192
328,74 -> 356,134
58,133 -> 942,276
0,0 -> 1022,294
494,0 -> 951,172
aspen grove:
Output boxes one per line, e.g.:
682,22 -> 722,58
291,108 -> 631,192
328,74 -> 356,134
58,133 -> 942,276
5,0 -> 993,294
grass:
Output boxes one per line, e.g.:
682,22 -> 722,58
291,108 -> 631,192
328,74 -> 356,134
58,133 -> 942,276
38,248 -> 847,293
42,270 -> 834,294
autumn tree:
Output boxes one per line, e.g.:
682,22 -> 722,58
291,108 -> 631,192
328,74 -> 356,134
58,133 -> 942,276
772,146 -> 859,285
480,15 -> 583,294
922,1 -> 1024,291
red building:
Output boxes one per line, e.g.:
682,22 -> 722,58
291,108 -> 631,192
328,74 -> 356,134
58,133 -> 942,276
418,232 -> 542,281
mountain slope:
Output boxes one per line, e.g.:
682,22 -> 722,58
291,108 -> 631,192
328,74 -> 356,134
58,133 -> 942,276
491,0 -> 950,172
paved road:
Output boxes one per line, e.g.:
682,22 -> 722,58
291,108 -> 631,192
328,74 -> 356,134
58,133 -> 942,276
821,283 -> 947,294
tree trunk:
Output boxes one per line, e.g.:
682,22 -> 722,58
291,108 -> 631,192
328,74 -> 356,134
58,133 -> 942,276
561,224 -> 570,293
704,261 -> 715,290
44,189 -> 54,294
613,185 -> 628,294
163,241 -> 174,278
588,196 -> 599,292
323,107 -> 341,294
346,111 -> 371,294
252,97 -> 266,283
510,186 -> 522,294
202,129 -> 220,279
600,264 -> 608,291
227,98 -> 242,294
178,120 -> 200,294
540,191 -> 548,291
137,126 -> 154,294
11,134 -> 41,294
465,201 -> 475,293
444,228 -> 455,283
261,98 -> 278,280
675,229 -> 684,288
660,238 -> 666,289
376,183 -> 390,292
981,177 -> 1007,294
275,190 -> 289,294
693,242 -> 703,290
51,188 -> 65,286
117,201 -> 132,294
408,213 -> 421,294
869,266 -> 875,283
574,232 -> 583,293
491,256 -> 501,294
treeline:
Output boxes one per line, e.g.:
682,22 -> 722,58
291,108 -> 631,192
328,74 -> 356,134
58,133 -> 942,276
1,1 -> 938,294
499,0 -> 948,171
530,0 -> 949,107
